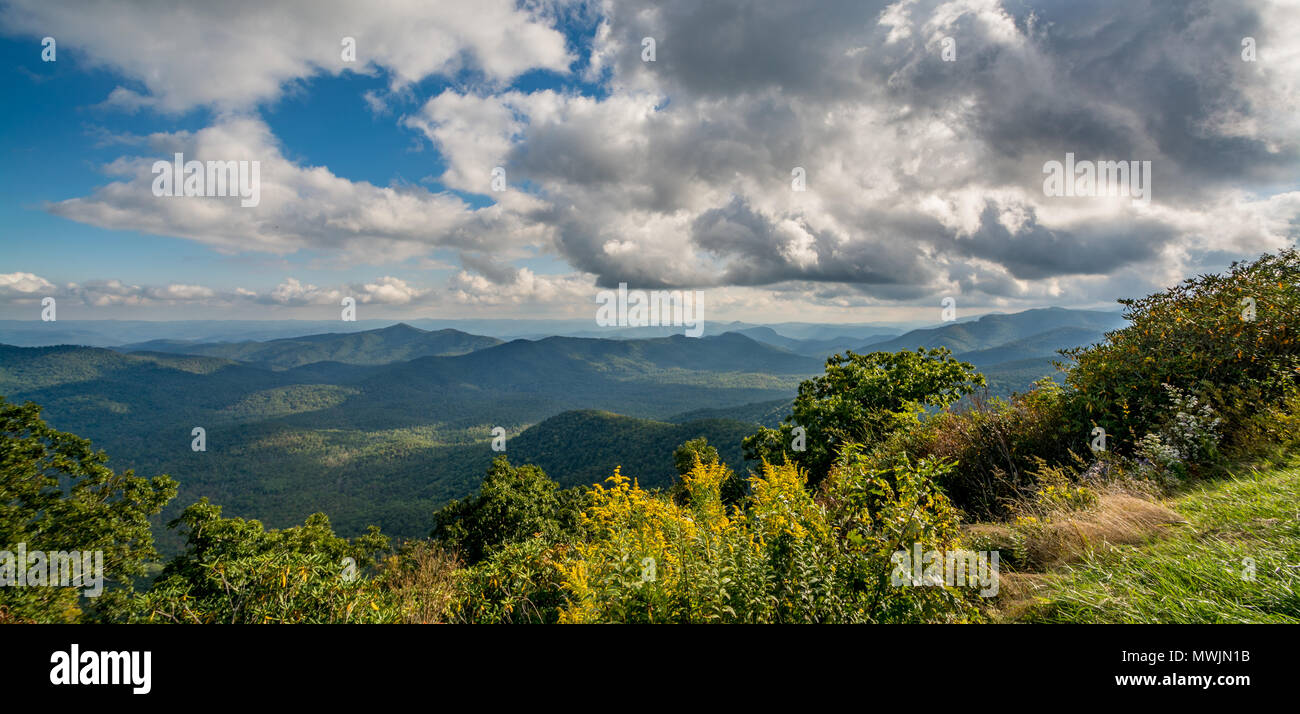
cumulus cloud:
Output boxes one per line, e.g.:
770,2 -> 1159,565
0,273 -> 438,312
447,266 -> 591,306
263,276 -> 429,305
444,0 -> 1296,306
0,272 -> 56,297
18,0 -> 1300,317
46,116 -> 551,262
0,0 -> 572,113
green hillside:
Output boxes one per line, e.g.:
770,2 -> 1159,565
0,332 -> 811,548
955,326 -> 1108,367
505,410 -> 760,490
121,323 -> 503,368
666,398 -> 792,428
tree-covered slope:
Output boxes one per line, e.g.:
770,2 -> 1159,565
120,323 -> 503,368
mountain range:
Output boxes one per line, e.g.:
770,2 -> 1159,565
0,306 -> 1125,549
118,323 -> 503,368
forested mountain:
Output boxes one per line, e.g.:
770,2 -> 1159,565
955,326 -> 1109,367
0,307 -> 1127,550
0,332 -> 813,548
666,398 -> 792,428
118,323 -> 502,367
504,410 -> 758,490
728,326 -> 894,357
857,308 -> 1125,354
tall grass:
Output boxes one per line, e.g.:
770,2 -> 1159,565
1016,461 -> 1300,623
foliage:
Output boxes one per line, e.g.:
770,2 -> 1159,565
1063,248 -> 1300,452
0,397 -> 176,623
673,437 -> 719,476
106,500 -> 392,623
865,380 -> 1078,520
743,348 -> 985,486
449,537 -> 570,624
671,436 -> 747,506
822,449 -> 979,623
432,456 -> 577,564
1131,384 -> 1224,481
549,455 -> 977,623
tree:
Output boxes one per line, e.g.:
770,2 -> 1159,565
744,348 -> 985,485
107,499 -> 392,623
432,456 -> 572,563
0,398 -> 176,623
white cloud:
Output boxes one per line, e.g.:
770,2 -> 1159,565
47,116 -> 549,262
1,0 -> 572,113
19,0 -> 1300,319
0,272 -> 56,297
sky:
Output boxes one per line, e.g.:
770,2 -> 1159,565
0,0 -> 1296,324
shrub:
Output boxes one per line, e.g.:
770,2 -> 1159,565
671,437 -> 747,506
375,540 -> 460,624
449,537 -> 569,624
109,500 -> 392,624
822,448 -> 980,623
1064,248 -> 1300,452
865,379 -> 1080,521
551,455 -> 978,623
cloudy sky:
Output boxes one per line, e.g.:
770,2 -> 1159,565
1,0 -> 1296,323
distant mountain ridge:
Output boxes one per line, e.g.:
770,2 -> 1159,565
729,326 -> 896,358
955,326 -> 1110,367
116,323 -> 503,368
856,307 -> 1126,355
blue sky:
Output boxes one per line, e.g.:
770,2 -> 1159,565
0,0 -> 1296,323
0,20 -> 595,300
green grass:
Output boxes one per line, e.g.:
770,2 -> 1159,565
1016,460 -> 1300,623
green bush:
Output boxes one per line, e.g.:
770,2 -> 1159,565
106,500 -> 392,624
864,380 -> 1080,520
744,348 -> 985,486
432,455 -> 580,564
1064,248 -> 1300,453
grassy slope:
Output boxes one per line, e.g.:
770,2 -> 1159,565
1012,459 -> 1300,623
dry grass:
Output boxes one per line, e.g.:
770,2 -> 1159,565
965,488 -> 1186,619
972,492 -> 1186,620
379,542 -> 461,624
1017,494 -> 1186,570
1011,461 -> 1300,622
981,572 -> 1051,621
